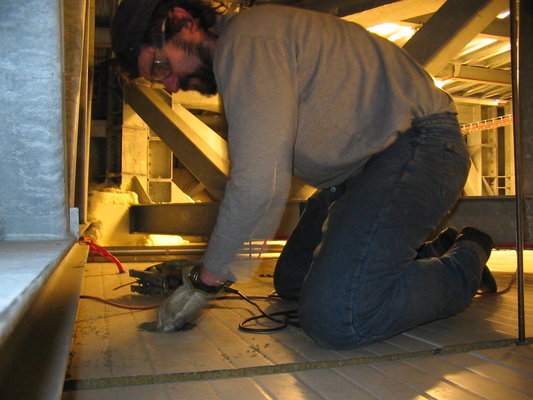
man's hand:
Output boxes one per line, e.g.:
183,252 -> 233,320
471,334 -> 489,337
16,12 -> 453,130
155,265 -> 225,332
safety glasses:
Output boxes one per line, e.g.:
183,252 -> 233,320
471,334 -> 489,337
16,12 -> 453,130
150,18 -> 172,82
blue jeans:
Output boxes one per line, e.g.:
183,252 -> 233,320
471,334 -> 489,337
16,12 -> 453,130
274,113 -> 483,349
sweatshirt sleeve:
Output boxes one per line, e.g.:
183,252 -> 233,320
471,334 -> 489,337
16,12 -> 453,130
203,35 -> 298,282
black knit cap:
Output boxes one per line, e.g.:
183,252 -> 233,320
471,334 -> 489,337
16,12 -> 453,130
111,0 -> 161,79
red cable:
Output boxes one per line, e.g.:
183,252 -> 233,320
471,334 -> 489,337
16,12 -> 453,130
79,237 -> 126,274
476,270 -> 517,297
495,243 -> 533,248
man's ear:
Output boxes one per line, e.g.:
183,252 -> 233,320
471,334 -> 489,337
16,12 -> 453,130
169,7 -> 192,20
168,7 -> 199,32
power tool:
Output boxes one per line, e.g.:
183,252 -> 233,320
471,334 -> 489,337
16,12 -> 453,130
129,259 -> 202,297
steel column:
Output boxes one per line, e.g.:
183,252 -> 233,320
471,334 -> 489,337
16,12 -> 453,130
510,0 -> 532,345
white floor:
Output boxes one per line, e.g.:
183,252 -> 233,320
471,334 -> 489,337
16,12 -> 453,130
63,250 -> 533,399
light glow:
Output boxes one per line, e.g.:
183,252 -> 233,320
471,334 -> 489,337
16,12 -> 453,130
497,10 -> 510,19
367,23 -> 416,43
459,38 -> 498,56
388,26 -> 415,42
367,22 -> 401,36
433,78 -> 450,89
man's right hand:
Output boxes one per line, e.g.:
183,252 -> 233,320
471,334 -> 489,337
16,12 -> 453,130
156,266 -> 225,332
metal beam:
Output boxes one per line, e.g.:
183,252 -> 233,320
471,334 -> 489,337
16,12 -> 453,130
437,63 -> 511,85
131,197 -> 533,244
125,83 -> 230,199
130,201 -> 304,237
403,12 -> 511,40
343,0 -> 446,27
262,0 -> 402,17
434,196 -> 533,245
131,203 -> 220,236
403,0 -> 509,76
481,17 -> 511,39
0,242 -> 86,400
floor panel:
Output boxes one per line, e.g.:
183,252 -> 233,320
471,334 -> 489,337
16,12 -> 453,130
63,250 -> 533,399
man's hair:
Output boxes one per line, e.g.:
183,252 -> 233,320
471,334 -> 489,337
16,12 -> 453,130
111,0 -> 224,80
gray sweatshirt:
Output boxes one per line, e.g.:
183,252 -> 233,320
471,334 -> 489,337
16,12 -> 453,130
203,4 -> 456,281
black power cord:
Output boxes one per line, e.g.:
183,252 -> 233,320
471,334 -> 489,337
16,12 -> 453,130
224,287 -> 299,332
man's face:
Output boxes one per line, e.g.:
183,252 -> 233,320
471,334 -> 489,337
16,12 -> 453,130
138,37 -> 217,95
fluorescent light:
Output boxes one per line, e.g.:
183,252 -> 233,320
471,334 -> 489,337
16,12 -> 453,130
433,78 -> 453,89
367,23 -> 401,37
497,10 -> 510,19
459,38 -> 498,56
388,26 -> 415,42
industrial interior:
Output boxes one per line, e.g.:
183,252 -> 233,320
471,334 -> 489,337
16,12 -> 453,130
1,0 -> 532,398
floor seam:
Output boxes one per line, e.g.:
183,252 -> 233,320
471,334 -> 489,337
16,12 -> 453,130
63,337 -> 529,391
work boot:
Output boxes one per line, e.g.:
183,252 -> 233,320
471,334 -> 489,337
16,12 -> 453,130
455,227 -> 497,293
479,265 -> 498,293
431,226 -> 459,256
416,226 -> 459,258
